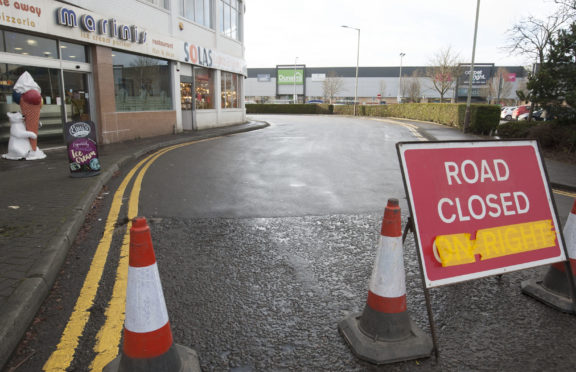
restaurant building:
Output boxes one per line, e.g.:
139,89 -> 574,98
0,0 -> 246,146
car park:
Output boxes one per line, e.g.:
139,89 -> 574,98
518,109 -> 545,121
512,105 -> 531,120
500,106 -> 517,121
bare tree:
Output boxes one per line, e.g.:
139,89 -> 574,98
379,80 -> 387,99
505,4 -> 572,119
505,10 -> 571,65
322,71 -> 344,104
426,46 -> 461,102
487,67 -> 514,104
554,0 -> 576,14
402,70 -> 422,103
515,78 -> 530,105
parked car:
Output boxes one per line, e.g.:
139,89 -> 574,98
512,105 -> 531,120
500,106 -> 517,121
518,109 -> 545,121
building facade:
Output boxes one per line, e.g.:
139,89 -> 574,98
246,65 -> 528,105
0,0 -> 246,146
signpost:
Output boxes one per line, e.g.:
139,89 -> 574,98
397,140 -> 566,288
65,120 -> 101,178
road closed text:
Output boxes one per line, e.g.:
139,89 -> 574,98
438,159 -> 530,223
397,140 -> 565,287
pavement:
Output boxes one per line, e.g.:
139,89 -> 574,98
0,117 -> 575,369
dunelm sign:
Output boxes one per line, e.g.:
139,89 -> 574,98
277,69 -> 304,85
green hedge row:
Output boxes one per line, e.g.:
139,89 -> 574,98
245,104 -> 331,114
245,103 -> 500,135
498,120 -> 576,153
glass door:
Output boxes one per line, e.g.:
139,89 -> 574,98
63,71 -> 90,123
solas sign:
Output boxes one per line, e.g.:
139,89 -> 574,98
397,140 -> 566,288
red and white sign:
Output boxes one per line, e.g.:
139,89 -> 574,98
506,73 -> 517,82
397,140 -> 565,288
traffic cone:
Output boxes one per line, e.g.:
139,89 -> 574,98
521,199 -> 576,313
104,217 -> 201,372
338,199 -> 433,364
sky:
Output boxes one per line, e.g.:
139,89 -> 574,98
243,0 -> 563,69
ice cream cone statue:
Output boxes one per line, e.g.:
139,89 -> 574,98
13,71 -> 46,160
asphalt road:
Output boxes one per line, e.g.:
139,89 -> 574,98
4,115 -> 576,371
140,115 -> 410,218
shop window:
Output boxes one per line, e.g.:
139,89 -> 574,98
112,50 -> 172,112
0,30 -> 4,52
4,31 -> 58,59
194,67 -> 214,109
60,41 -> 88,63
181,76 -> 193,111
0,65 -> 63,143
181,0 -> 213,29
221,71 -> 240,108
220,0 -> 242,40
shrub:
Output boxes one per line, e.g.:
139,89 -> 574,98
245,103 -> 501,134
245,104 -> 328,114
496,121 -> 536,138
457,104 -> 501,135
497,120 -> 576,154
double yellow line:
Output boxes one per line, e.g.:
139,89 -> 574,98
553,189 -> 576,198
44,139 -> 216,371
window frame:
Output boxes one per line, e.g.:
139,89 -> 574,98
181,0 -> 213,29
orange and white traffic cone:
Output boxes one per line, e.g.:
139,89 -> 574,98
104,217 -> 200,372
338,199 -> 433,364
522,199 -> 576,313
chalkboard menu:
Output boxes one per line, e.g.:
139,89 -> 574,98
65,121 -> 101,178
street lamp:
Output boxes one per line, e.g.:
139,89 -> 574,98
293,56 -> 298,104
398,52 -> 405,103
464,0 -> 481,133
341,25 -> 360,116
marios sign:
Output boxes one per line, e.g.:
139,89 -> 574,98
397,140 -> 566,288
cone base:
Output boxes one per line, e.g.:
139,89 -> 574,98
521,279 -> 575,314
338,313 -> 433,365
103,343 -> 201,372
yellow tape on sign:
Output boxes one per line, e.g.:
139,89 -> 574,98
434,220 -> 557,267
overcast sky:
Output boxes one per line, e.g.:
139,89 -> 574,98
244,0 -> 562,68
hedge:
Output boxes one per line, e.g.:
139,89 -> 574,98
498,120 -> 576,153
245,103 -> 500,135
245,104 -> 331,115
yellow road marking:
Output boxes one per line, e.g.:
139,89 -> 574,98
553,189 -> 576,198
44,139 -> 216,371
370,118 -> 427,141
90,141 -> 207,370
43,156 -> 148,371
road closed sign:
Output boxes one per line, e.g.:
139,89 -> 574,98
397,140 -> 566,288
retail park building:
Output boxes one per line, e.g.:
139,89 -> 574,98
245,65 -> 528,105
0,0 -> 246,146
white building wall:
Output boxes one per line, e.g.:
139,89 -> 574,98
68,0 -> 246,131
247,70 -> 525,103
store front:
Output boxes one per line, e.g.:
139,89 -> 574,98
0,29 -> 92,146
0,0 -> 246,149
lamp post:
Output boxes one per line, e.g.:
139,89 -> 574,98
464,0 -> 481,133
293,56 -> 298,104
341,25 -> 360,116
398,52 -> 405,103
